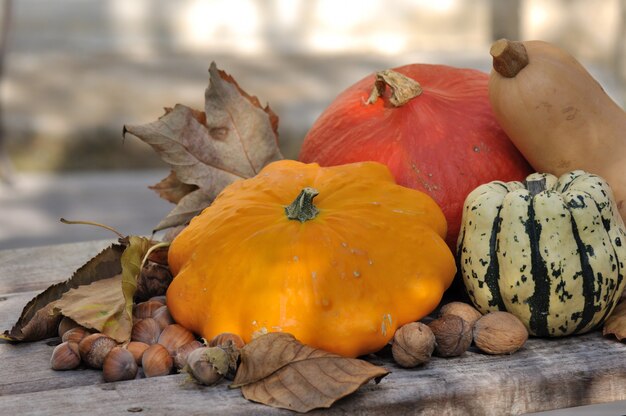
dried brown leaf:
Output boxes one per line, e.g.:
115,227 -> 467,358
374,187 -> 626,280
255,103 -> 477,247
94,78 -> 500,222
603,301 -> 626,340
149,171 -> 199,204
50,236 -> 153,343
54,274 -> 130,343
1,244 -> 125,342
231,333 -> 389,413
124,62 -> 283,231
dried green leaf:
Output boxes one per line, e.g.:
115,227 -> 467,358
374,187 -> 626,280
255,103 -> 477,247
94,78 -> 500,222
1,244 -> 125,342
121,236 -> 153,329
232,333 -> 389,413
124,62 -> 283,231
603,301 -> 626,340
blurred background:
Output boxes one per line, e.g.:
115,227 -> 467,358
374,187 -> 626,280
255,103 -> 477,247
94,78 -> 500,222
0,0 -> 625,249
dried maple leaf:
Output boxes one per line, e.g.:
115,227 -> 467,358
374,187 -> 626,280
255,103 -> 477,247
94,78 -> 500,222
603,301 -> 626,340
1,244 -> 125,342
149,171 -> 199,204
124,62 -> 283,231
231,333 -> 389,413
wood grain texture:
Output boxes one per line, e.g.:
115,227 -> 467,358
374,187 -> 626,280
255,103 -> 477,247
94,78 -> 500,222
2,241 -> 626,415
0,239 -> 115,293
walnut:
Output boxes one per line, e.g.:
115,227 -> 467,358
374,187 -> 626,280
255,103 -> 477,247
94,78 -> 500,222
439,302 -> 483,327
391,322 -> 435,368
428,314 -> 472,357
473,311 -> 528,354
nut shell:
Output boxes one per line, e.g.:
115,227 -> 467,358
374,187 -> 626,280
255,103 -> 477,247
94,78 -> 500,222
133,300 -> 164,320
428,314 -> 472,357
127,341 -> 150,365
391,322 -> 435,368
185,347 -> 226,386
78,333 -> 118,369
57,317 -> 80,339
174,340 -> 204,370
158,324 -> 196,354
152,305 -> 174,330
135,261 -> 173,302
131,318 -> 162,345
103,347 -> 138,382
439,302 -> 483,327
473,311 -> 528,354
208,333 -> 245,349
142,343 -> 173,377
61,326 -> 91,344
50,341 -> 81,370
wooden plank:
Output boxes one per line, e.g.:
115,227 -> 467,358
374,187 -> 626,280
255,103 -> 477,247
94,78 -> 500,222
1,329 -> 626,414
0,239 -> 115,293
0,290 -> 45,330
0,338 -> 103,396
2,241 -> 626,414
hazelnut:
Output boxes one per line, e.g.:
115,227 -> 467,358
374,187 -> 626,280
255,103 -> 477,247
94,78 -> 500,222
208,333 -> 245,350
57,316 -> 80,339
142,343 -> 173,377
391,322 -> 435,368
133,300 -> 164,320
208,333 -> 244,379
173,340 -> 204,370
185,347 -> 228,386
149,295 -> 167,305
131,318 -> 161,345
428,314 -> 472,357
473,311 -> 528,354
135,262 -> 173,302
50,341 -> 81,370
61,326 -> 91,344
158,324 -> 196,354
78,333 -> 118,368
439,302 -> 483,327
152,305 -> 174,330
126,341 -> 150,366
103,347 -> 138,382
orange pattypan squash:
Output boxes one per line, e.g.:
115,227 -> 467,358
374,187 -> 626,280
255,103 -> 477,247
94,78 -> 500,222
166,160 -> 456,357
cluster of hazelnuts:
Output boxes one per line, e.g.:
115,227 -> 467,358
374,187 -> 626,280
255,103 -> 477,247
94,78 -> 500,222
50,296 -> 244,385
391,302 -> 529,368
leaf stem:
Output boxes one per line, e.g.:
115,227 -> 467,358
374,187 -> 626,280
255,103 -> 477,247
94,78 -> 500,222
140,241 -> 171,270
60,218 -> 125,239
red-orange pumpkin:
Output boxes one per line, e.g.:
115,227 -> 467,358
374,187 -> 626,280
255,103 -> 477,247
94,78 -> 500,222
299,64 -> 532,248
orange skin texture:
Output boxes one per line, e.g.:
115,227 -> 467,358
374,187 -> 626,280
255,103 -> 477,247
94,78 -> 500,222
166,160 -> 456,357
489,40 -> 626,221
299,63 -> 532,249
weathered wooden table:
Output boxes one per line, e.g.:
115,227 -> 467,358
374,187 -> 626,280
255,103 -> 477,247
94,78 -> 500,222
2,240 -> 626,415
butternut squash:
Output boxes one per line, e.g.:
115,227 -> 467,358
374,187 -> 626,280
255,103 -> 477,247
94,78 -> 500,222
488,39 -> 626,221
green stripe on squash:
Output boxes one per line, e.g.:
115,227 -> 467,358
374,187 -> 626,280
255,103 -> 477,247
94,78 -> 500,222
457,170 -> 626,337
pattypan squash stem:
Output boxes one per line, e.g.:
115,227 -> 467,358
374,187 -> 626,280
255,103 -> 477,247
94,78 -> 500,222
526,177 -> 547,197
490,39 -> 529,78
366,69 -> 422,107
285,187 -> 320,222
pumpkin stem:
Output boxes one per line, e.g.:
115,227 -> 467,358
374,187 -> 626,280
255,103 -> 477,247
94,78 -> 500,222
490,39 -> 529,78
366,69 -> 422,107
526,177 -> 547,197
285,187 -> 319,222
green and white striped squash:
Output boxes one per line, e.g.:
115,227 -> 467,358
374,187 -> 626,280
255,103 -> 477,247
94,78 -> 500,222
457,170 -> 626,337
